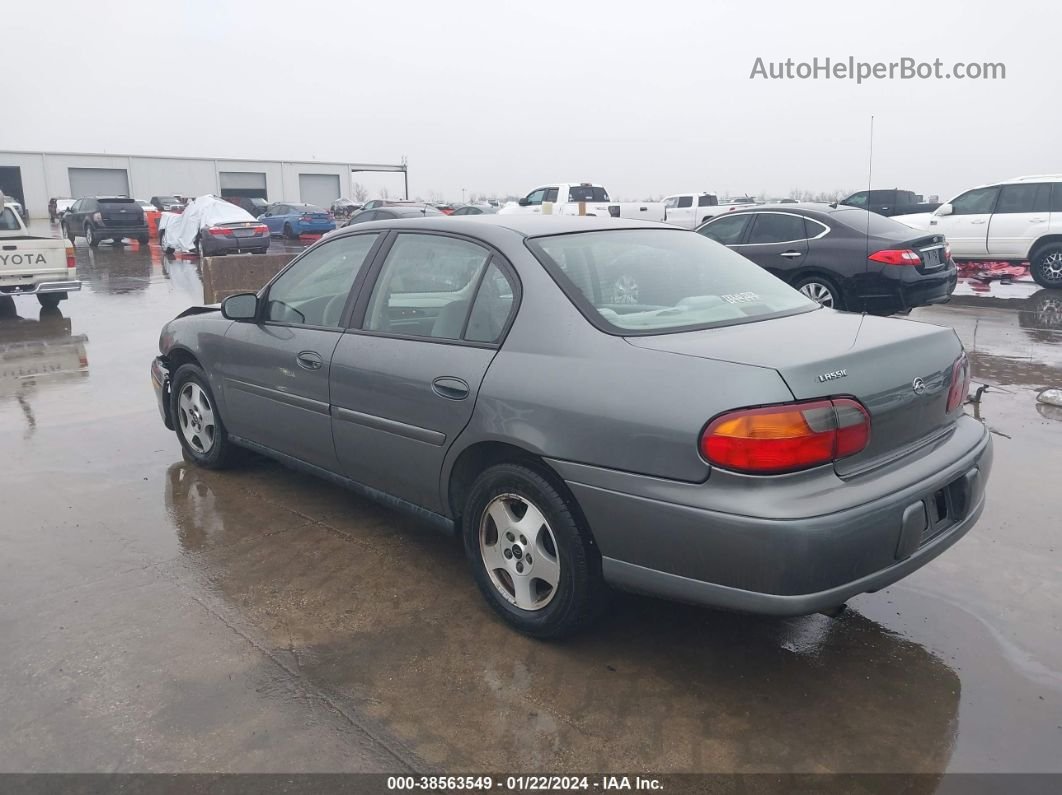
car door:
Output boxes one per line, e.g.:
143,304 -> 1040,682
987,182 -> 1051,259
667,195 -> 695,228
64,200 -> 83,234
330,232 -> 518,513
262,204 -> 283,234
219,232 -> 384,469
929,186 -> 999,257
731,212 -> 810,279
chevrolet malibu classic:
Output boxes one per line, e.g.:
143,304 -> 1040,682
151,216 -> 991,638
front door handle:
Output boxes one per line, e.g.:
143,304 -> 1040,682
432,376 -> 470,400
971,219 -> 987,224
780,250 -> 803,258
296,351 -> 323,370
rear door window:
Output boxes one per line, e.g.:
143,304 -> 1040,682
362,234 -> 492,340
746,213 -> 807,244
567,186 -> 610,202
996,184 -> 1049,214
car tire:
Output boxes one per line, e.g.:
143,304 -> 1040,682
137,235 -> 149,245
1030,244 -> 1062,289
85,224 -> 100,248
63,223 -> 75,244
37,293 -> 64,309
794,275 -> 844,310
284,223 -> 298,240
196,238 -> 206,259
463,463 -> 607,639
170,363 -> 239,470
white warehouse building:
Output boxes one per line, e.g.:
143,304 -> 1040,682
0,150 -> 407,218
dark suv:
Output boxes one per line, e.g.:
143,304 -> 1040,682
62,197 -> 150,247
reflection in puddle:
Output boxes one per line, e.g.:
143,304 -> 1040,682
0,298 -> 88,435
164,460 -> 960,775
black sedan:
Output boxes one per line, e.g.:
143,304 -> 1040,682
697,204 -> 957,314
342,205 -> 444,226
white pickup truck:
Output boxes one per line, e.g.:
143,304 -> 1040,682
661,192 -> 763,229
499,183 -> 665,222
0,194 -> 80,308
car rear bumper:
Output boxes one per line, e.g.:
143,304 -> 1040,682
0,279 -> 82,296
295,222 -> 336,234
100,225 -> 150,238
549,416 -> 992,615
151,356 -> 173,430
202,235 -> 271,255
853,264 -> 958,313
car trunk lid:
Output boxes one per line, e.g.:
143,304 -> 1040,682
627,310 -> 964,476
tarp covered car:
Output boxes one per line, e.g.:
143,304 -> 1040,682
160,195 -> 270,257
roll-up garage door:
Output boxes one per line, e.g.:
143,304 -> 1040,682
219,171 -> 267,199
299,174 -> 341,208
69,168 -> 130,198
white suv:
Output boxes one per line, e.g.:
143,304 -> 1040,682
895,175 -> 1062,288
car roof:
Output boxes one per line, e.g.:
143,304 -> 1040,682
333,214 -> 673,240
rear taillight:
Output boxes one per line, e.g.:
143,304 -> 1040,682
700,398 -> 871,475
947,353 -> 971,413
65,243 -> 76,270
869,248 -> 921,266
254,224 -> 268,235
208,227 -> 233,237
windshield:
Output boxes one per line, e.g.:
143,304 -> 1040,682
567,186 -> 610,203
528,229 -> 817,334
0,208 -> 20,230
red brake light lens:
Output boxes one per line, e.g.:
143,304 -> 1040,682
65,243 -> 76,270
700,398 -> 871,475
208,227 -> 233,237
254,224 -> 268,235
869,248 -> 921,266
947,353 -> 971,412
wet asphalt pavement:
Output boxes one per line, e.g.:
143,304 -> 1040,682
1,220 -> 1059,776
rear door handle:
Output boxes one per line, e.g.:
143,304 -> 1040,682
296,351 -> 323,370
780,250 -> 803,258
432,376 -> 470,400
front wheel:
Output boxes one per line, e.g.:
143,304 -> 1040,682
795,275 -> 843,310
1030,244 -> 1062,288
463,463 -> 607,639
85,224 -> 100,248
170,363 -> 240,469
284,223 -> 298,240
63,223 -> 75,244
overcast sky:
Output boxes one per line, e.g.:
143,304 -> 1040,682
3,0 -> 1058,201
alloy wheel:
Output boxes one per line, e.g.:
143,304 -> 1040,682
479,493 -> 561,611
799,281 -> 836,307
1039,251 -> 1062,284
178,382 -> 217,455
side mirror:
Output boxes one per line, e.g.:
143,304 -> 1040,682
517,197 -> 530,207
221,292 -> 258,321
935,203 -> 953,217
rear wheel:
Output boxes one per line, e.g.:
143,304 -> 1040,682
63,223 -> 75,244
795,275 -> 843,309
85,224 -> 100,248
37,293 -> 64,309
1030,244 -> 1062,288
137,234 -> 149,245
463,463 -> 607,639
196,237 -> 206,259
170,363 -> 239,469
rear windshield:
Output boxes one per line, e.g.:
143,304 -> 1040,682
396,206 -> 443,216
298,205 -> 326,213
98,198 -> 137,205
0,208 -> 20,230
528,229 -> 817,334
567,186 -> 610,203
832,208 -> 916,236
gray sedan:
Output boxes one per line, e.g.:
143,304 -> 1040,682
151,216 -> 992,638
